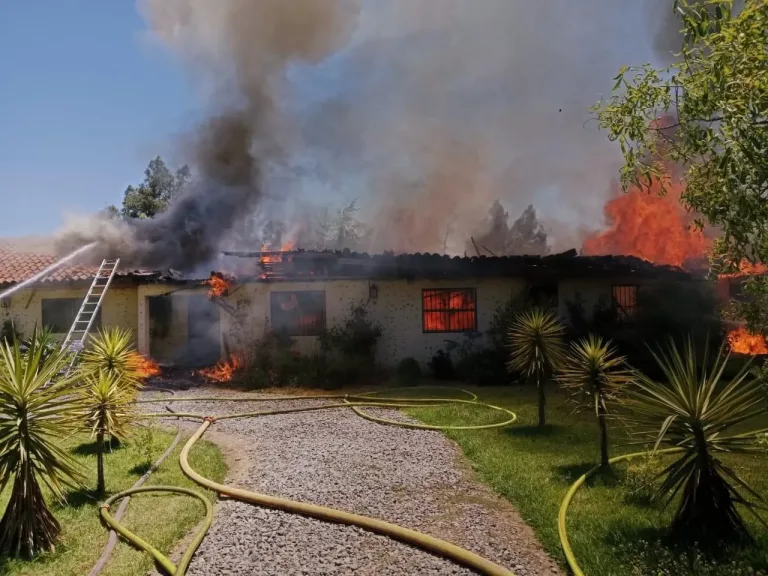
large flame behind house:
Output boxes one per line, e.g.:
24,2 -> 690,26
582,175 -> 768,356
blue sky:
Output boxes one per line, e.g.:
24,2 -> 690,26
0,2 -> 195,236
0,1 -> 662,242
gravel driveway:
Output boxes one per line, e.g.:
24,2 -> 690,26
144,387 -> 561,576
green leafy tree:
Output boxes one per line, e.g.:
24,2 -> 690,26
78,370 -> 136,494
623,338 -> 767,545
0,338 -> 85,557
507,308 -> 566,427
592,0 -> 768,332
558,334 -> 631,468
109,156 -> 191,220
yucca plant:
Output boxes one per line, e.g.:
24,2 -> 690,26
0,337 -> 85,557
78,370 -> 136,494
19,325 -> 59,365
558,334 -> 631,468
80,327 -> 141,389
623,337 -> 768,546
507,307 -> 566,427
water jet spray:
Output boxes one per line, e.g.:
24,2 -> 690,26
0,242 -> 97,302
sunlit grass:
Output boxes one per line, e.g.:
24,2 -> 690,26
404,384 -> 768,575
0,427 -> 226,576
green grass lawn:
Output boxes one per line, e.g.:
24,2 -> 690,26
402,384 -> 768,576
0,426 -> 227,576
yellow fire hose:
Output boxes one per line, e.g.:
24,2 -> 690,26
100,388 -> 519,576
557,427 -> 768,576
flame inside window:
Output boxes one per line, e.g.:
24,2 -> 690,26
612,285 -> 637,319
422,289 -> 477,333
270,291 -> 326,336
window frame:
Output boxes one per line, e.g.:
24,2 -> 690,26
611,284 -> 638,320
269,290 -> 327,337
421,288 -> 478,334
41,297 -> 102,334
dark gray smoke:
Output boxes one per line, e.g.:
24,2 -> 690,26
55,0 -> 705,266
56,0 -> 359,270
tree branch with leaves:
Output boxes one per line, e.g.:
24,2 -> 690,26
592,0 -> 768,332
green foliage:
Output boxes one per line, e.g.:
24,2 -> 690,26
77,370 -> 136,493
634,280 -> 724,352
507,308 -> 566,427
618,539 -> 766,576
0,338 -> 86,557
396,357 -> 422,387
428,293 -> 529,385
20,325 -> 59,366
319,302 -> 382,360
428,349 -> 456,380
623,337 -> 767,546
1,319 -> 20,346
624,450 -> 665,506
237,329 -> 298,389
507,308 -> 567,378
487,290 -> 530,351
565,297 -> 621,340
558,334 -> 631,467
109,156 -> 191,220
80,327 -> 142,388
592,0 -> 768,331
317,302 -> 382,386
136,425 -> 159,470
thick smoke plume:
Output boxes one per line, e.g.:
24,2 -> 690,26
56,0 -> 359,270
56,0 -> 698,267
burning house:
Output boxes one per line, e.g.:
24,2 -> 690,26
1,238 -> 704,370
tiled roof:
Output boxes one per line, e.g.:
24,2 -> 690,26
221,248 -> 697,281
0,240 -> 146,287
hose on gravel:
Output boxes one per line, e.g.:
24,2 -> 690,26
99,388 -> 519,576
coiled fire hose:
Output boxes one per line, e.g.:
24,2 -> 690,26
98,388 -> 519,576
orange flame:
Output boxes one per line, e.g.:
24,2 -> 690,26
727,326 -> 768,355
130,352 -> 161,378
259,240 -> 295,265
198,355 -> 242,382
582,178 -> 710,267
203,272 -> 235,299
719,260 -> 768,279
423,289 -> 477,332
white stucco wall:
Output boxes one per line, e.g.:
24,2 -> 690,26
0,274 -> 672,369
224,277 -> 527,367
1,284 -> 138,343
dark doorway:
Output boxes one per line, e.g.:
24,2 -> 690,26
186,295 -> 221,367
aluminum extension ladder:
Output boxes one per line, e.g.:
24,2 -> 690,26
60,258 -> 120,360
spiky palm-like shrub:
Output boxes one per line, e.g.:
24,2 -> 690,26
507,308 -> 566,427
78,370 -> 136,494
80,327 -> 141,388
20,325 -> 59,365
623,338 -> 767,546
0,338 -> 85,557
558,334 -> 631,468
